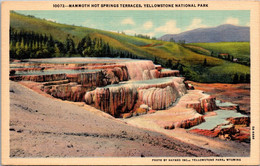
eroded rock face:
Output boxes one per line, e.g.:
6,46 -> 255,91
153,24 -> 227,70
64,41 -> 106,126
67,71 -> 107,87
38,66 -> 130,101
227,117 -> 250,126
66,66 -> 129,87
189,129 -> 219,137
12,58 -> 221,123
124,60 -> 155,80
85,85 -> 138,117
138,86 -> 179,110
186,96 -> 217,114
85,77 -> 187,117
159,70 -> 180,78
135,108 -> 147,115
10,74 -> 66,82
201,97 -> 218,112
189,124 -> 250,142
42,83 -> 90,102
175,116 -> 205,129
111,67 -> 129,82
164,116 -> 205,130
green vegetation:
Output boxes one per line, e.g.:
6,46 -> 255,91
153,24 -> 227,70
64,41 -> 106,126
185,42 -> 250,66
10,28 -> 120,59
9,11 -> 250,83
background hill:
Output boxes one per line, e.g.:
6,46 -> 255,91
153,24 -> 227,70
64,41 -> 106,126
10,12 -> 250,83
159,24 -> 250,43
184,42 -> 250,66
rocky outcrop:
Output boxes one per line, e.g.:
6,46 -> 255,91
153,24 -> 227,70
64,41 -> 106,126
218,105 -> 239,111
189,129 -> 220,137
42,83 -> 89,102
10,58 -> 195,119
176,116 -> 205,129
85,77 -> 187,117
186,96 -> 217,114
40,67 -> 128,103
150,69 -> 160,79
138,86 -> 179,110
10,74 -> 66,82
121,112 -> 133,119
227,117 -> 250,126
201,97 -> 218,112
66,71 -> 108,87
10,67 -> 50,73
189,124 -> 250,142
159,70 -> 180,78
104,67 -> 129,83
135,108 -> 147,115
11,65 -> 129,87
184,82 -> 194,90
164,116 -> 205,129
124,60 -> 155,80
85,85 -> 138,117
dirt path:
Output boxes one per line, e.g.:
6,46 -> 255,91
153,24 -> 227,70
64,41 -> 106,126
9,81 -> 216,157
124,90 -> 250,157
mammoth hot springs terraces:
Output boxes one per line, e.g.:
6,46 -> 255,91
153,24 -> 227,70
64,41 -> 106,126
10,57 -> 250,157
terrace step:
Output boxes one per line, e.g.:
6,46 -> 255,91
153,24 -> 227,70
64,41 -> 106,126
42,79 -> 70,86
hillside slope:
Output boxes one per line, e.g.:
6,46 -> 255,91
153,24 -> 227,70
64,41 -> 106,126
10,12 -> 250,83
185,42 -> 250,65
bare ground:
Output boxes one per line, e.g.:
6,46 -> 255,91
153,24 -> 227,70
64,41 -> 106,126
187,81 -> 250,114
9,81 -> 217,157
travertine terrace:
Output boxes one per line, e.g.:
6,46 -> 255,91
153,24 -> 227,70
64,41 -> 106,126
9,57 -> 250,157
10,57 -> 248,140
10,58 -> 187,118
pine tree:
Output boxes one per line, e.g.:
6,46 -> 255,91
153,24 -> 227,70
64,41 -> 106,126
20,38 -> 25,49
77,37 -> 86,55
154,57 -> 158,64
233,73 -> 239,83
175,60 -> 180,69
179,65 -> 184,74
65,36 -> 76,56
245,74 -> 250,83
239,74 -> 245,83
166,59 -> 172,68
203,58 -> 207,66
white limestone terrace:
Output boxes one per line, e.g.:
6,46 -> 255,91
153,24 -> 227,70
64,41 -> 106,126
13,57 -> 145,64
10,58 -> 157,81
102,76 -> 180,88
14,69 -> 102,76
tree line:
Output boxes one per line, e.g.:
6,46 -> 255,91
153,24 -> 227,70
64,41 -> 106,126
9,27 -> 136,59
161,57 -> 250,83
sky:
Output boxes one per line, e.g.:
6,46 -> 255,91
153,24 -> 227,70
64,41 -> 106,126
16,10 -> 250,38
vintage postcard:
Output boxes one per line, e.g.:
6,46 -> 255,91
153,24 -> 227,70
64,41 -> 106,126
1,0 -> 260,165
